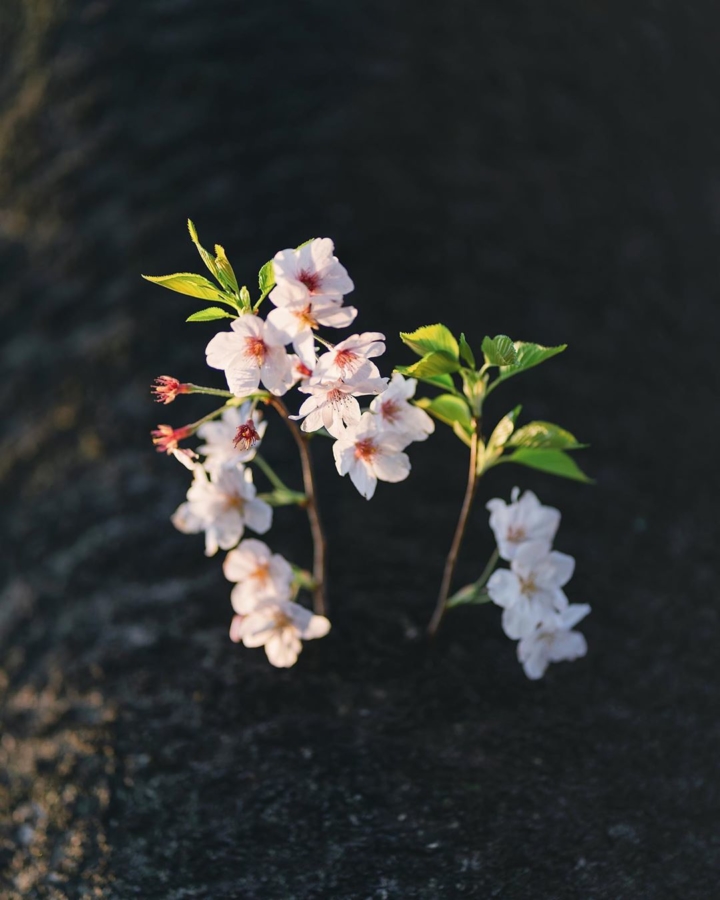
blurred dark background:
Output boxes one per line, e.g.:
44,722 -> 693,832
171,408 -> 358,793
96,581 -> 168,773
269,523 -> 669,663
1,1 -> 718,897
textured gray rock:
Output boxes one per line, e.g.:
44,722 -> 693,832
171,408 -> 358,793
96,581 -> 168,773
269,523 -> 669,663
1,1 -> 718,897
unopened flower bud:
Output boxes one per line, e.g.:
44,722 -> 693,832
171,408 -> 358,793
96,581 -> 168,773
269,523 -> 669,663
233,419 -> 261,451
151,423 -> 193,453
151,376 -> 190,404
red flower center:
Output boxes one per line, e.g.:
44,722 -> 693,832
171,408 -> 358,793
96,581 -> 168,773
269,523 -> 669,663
233,420 -> 260,451
380,399 -> 401,423
244,336 -> 267,364
333,348 -> 359,371
354,438 -> 377,461
298,269 -> 321,293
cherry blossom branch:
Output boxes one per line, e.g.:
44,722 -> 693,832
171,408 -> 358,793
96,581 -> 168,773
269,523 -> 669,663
428,424 -> 480,637
266,397 -> 328,616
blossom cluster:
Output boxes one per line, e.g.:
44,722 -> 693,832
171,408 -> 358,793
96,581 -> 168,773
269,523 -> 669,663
205,239 -> 434,499
486,488 -> 590,680
154,238 -> 433,666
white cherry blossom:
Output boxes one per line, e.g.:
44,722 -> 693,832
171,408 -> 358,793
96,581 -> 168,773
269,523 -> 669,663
270,237 -> 354,307
369,373 -> 435,443
196,402 -> 267,478
486,540 -> 575,640
313,332 -> 386,381
205,314 -> 293,397
223,539 -> 294,612
486,487 -> 561,561
171,464 -> 272,557
229,599 -> 331,668
294,366 -> 387,439
332,412 -> 411,500
267,297 -> 357,366
517,604 -> 590,680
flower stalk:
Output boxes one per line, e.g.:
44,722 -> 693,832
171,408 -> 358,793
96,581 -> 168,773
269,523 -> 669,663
267,396 -> 328,617
428,423 -> 481,637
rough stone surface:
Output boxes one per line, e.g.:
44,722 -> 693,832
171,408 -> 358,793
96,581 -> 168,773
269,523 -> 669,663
1,1 -> 718,897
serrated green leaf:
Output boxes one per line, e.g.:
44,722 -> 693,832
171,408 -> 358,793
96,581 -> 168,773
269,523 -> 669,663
482,334 -> 517,366
400,324 -> 459,360
507,421 -> 585,451
396,350 -> 461,379
459,333 -> 476,368
213,244 -> 239,294
486,341 -> 567,396
186,307 -> 235,322
142,272 -> 233,304
416,394 -> 473,433
502,448 -> 592,483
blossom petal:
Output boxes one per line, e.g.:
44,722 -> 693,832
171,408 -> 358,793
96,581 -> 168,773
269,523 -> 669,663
244,498 -> 273,535
265,630 -> 302,667
486,569 -> 520,608
548,630 -> 587,663
349,460 -> 377,499
373,450 -> 411,484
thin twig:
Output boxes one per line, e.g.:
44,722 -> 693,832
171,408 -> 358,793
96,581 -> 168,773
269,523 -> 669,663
267,397 -> 328,617
428,426 -> 480,637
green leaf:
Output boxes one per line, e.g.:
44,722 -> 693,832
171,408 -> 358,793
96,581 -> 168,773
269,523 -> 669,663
239,286 -> 252,309
481,334 -> 518,367
185,307 -> 236,322
487,341 -> 567,395
459,333 -> 476,368
447,584 -> 491,608
296,238 -> 316,250
416,394 -> 473,433
400,324 -> 459,360
453,421 -> 474,447
507,421 -> 585,451
213,244 -> 239,294
420,373 -> 456,391
487,406 -> 522,452
142,272 -> 233,304
187,219 -> 224,284
502,448 -> 592,483
258,259 -> 275,301
395,350 -> 460,379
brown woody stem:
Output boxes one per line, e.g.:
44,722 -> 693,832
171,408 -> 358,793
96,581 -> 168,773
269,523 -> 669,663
267,397 -> 328,617
428,425 -> 480,637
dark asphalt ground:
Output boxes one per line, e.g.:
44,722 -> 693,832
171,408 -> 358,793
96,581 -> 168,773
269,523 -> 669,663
1,1 -> 718,897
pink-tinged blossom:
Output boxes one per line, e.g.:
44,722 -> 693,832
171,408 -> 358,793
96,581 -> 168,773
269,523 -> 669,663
171,464 -> 272,557
486,540 -> 575,640
267,298 -> 357,366
332,412 -> 411,500
223,539 -> 294,611
151,423 -> 193,454
269,237 -> 354,307
205,315 -> 293,397
294,366 -> 388,439
517,604 -> 590,680
196,402 -> 267,478
314,332 -> 386,381
369,373 -> 435,443
151,376 -> 190,404
229,599 -> 331,668
486,487 -> 561,561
